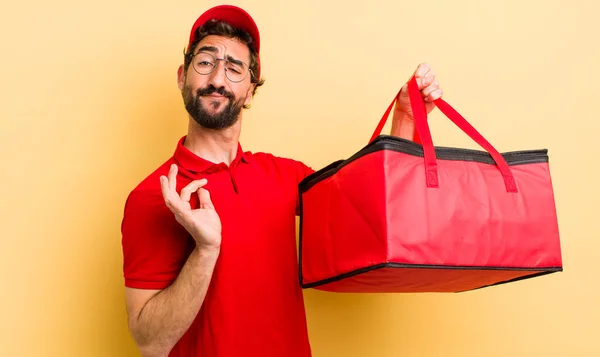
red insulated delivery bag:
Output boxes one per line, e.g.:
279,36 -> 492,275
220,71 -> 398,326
298,76 -> 563,293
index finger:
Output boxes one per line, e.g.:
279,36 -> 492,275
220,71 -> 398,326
180,179 -> 208,202
415,63 -> 435,90
415,63 -> 431,84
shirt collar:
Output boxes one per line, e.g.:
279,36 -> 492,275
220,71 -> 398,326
173,136 -> 253,173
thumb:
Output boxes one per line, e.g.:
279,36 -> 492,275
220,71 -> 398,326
394,83 -> 411,114
397,82 -> 409,99
198,187 -> 214,209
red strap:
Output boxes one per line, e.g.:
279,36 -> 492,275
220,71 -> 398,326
369,75 -> 517,193
433,99 -> 517,192
369,90 -> 401,143
407,77 -> 439,188
369,87 -> 423,145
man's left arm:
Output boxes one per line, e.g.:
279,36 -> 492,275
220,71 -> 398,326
390,63 -> 443,140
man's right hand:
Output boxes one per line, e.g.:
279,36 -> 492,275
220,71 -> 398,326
128,168 -> 221,356
160,164 -> 222,250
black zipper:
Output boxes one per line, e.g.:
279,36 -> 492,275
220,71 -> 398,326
299,135 -> 549,192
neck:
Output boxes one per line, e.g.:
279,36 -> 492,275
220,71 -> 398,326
184,118 -> 242,166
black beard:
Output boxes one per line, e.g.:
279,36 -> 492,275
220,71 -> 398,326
183,84 -> 245,130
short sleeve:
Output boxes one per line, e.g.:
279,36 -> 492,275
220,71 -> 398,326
121,188 -> 193,290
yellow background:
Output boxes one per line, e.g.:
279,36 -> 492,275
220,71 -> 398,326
1,0 -> 598,356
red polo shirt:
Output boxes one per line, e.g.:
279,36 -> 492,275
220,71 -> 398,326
121,136 -> 314,357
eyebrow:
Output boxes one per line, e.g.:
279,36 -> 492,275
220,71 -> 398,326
226,55 -> 244,66
196,46 -> 247,66
197,46 -> 218,54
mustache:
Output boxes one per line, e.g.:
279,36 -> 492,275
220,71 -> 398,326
196,85 -> 234,100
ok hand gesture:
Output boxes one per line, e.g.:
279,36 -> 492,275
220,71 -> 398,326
160,164 -> 222,251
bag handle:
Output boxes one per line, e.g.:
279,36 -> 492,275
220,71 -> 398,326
369,76 -> 518,193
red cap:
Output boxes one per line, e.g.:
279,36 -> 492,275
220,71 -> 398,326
188,5 -> 261,78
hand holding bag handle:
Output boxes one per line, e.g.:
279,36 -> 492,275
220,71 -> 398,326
369,76 -> 518,193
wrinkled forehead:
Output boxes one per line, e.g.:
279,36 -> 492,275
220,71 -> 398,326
195,35 -> 251,64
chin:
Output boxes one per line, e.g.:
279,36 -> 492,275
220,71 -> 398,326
204,99 -> 229,111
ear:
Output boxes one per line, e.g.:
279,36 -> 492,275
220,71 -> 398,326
177,65 -> 185,91
244,83 -> 256,106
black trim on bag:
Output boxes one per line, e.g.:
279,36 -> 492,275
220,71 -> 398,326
298,135 -> 549,193
466,270 -> 560,292
299,262 -> 563,291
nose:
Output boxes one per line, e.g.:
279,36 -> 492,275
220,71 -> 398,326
207,59 -> 227,89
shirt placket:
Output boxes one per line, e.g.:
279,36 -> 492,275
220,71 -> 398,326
204,162 -> 240,194
228,161 -> 240,194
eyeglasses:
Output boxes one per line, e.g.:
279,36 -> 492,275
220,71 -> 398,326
191,51 -> 252,83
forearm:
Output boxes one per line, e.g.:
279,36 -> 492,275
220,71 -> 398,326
390,107 -> 416,140
133,247 -> 219,357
